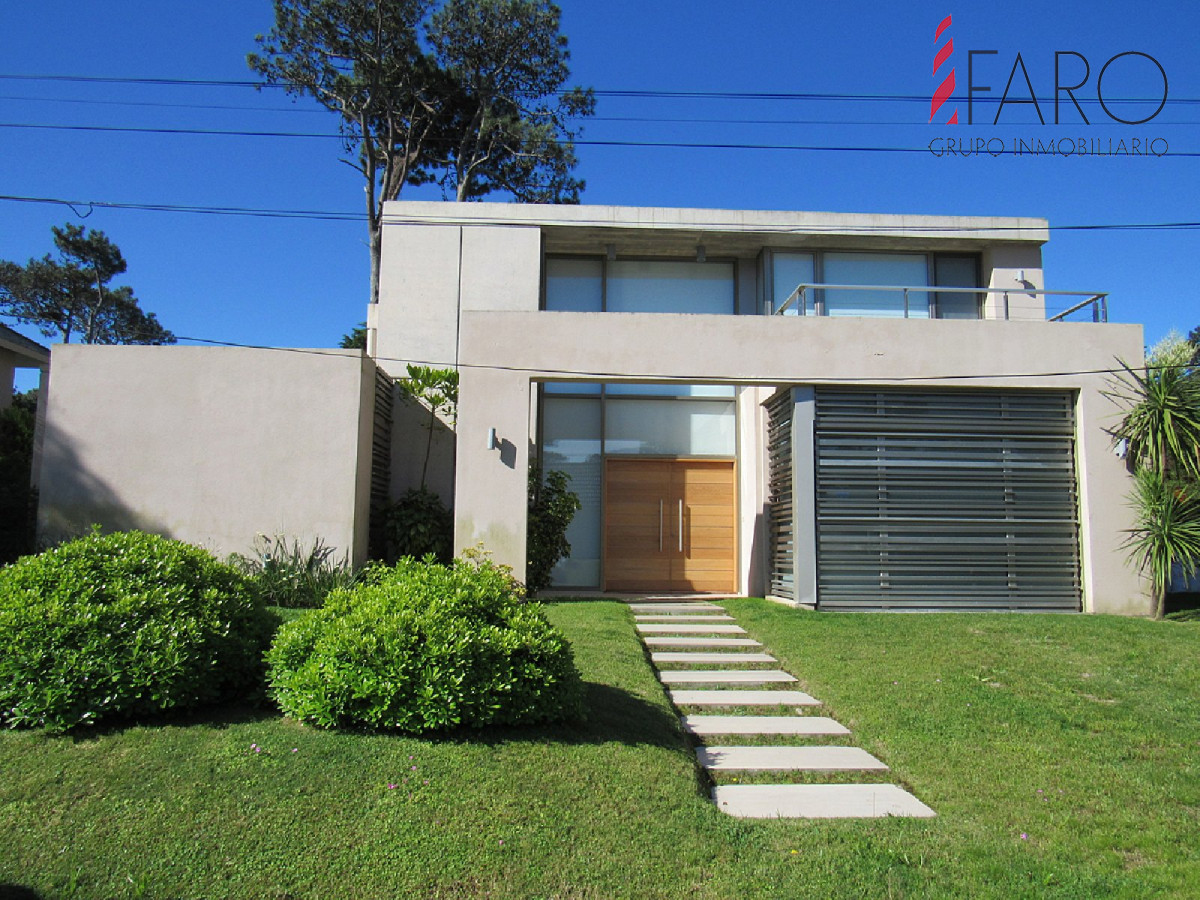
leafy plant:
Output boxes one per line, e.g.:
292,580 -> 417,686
1109,331 -> 1200,616
385,488 -> 454,563
397,363 -> 459,490
228,534 -> 362,608
527,463 -> 581,595
1124,471 -> 1200,619
1107,335 -> 1200,483
266,555 -> 583,732
0,530 -> 275,730
0,390 -> 38,564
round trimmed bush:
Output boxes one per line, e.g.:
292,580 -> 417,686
267,556 -> 584,732
0,530 -> 275,730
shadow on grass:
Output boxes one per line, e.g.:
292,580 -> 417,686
62,701 -> 281,744
0,884 -> 43,900
444,681 -> 686,750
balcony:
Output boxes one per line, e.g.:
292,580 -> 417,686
774,284 -> 1109,323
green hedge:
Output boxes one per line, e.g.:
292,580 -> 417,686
267,556 -> 584,732
0,531 -> 275,730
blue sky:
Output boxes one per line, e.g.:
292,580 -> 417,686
2,0 -> 1197,391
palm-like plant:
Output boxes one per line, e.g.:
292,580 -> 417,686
1125,471 -> 1200,618
1108,332 -> 1200,617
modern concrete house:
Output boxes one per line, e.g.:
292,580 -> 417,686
370,202 -> 1145,614
35,201 -> 1148,613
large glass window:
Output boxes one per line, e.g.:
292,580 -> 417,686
545,258 -> 603,312
770,251 -> 815,315
822,252 -> 931,318
606,261 -> 734,314
541,397 -> 602,587
540,384 -> 738,588
543,257 -> 735,315
934,255 -> 981,319
605,399 -> 736,456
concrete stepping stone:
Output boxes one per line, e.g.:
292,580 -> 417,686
651,652 -> 776,664
629,603 -> 724,613
643,637 -> 761,648
669,689 -> 819,706
684,715 -> 850,736
637,623 -> 747,634
635,614 -> 735,622
659,670 -> 796,684
699,746 -> 885,771
712,784 -> 935,819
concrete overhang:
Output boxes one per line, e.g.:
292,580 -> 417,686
0,324 -> 50,368
380,201 -> 1050,258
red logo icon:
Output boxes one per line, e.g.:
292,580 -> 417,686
931,15 -> 958,124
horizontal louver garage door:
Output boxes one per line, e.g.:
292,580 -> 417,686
815,389 -> 1081,611
766,391 -> 795,601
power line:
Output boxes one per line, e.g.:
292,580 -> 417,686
171,333 -> 1160,383
6,94 -> 1200,128
0,72 -> 1193,105
1,120 -> 1196,157
4,193 -> 1200,232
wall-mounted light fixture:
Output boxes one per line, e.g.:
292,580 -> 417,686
486,427 -> 497,451
605,243 -> 616,261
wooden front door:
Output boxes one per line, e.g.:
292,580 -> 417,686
604,458 -> 736,592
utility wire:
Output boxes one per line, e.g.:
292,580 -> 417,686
168,333 -> 1160,384
0,72 -> 1191,105
1,120 -> 1195,156
4,193 -> 1200,232
5,95 -> 1200,127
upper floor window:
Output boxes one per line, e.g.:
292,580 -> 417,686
544,257 -> 735,315
765,249 -> 981,319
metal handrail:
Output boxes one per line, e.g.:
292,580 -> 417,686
774,283 -> 1108,322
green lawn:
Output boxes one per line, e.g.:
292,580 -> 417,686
1,600 -> 1198,899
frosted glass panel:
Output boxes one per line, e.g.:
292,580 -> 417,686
607,261 -> 734,314
545,258 -> 602,312
771,252 -> 815,315
823,253 -> 930,318
605,383 -> 736,397
542,398 -> 602,587
935,256 -> 981,320
605,399 -> 736,456
544,381 -> 601,395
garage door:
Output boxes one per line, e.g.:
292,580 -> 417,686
814,389 -> 1081,611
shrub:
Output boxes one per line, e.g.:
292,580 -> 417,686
267,555 -> 583,732
0,391 -> 37,564
385,487 -> 454,563
229,534 -> 362,608
0,530 -> 275,730
527,465 -> 581,595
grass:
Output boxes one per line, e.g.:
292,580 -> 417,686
0,600 -> 1197,898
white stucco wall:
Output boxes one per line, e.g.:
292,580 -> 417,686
453,312 -> 1146,615
38,346 -> 377,565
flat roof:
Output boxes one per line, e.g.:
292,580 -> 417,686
0,323 -> 50,367
381,201 -> 1049,256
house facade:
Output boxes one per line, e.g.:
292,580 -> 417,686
371,201 -> 1146,613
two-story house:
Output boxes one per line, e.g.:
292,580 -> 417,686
371,201 -> 1144,613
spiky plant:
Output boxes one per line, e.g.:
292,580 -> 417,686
1124,470 -> 1200,618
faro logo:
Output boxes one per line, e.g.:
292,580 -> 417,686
930,15 -> 1168,126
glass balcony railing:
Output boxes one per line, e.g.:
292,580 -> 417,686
773,284 -> 1109,323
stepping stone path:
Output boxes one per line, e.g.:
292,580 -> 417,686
630,598 -> 936,820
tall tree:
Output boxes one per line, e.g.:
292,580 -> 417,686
248,0 -> 593,304
428,0 -> 594,202
0,224 -> 174,345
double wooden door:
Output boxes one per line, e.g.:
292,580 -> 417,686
604,458 -> 736,592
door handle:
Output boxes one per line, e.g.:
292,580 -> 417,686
659,499 -> 664,552
678,499 -> 683,553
